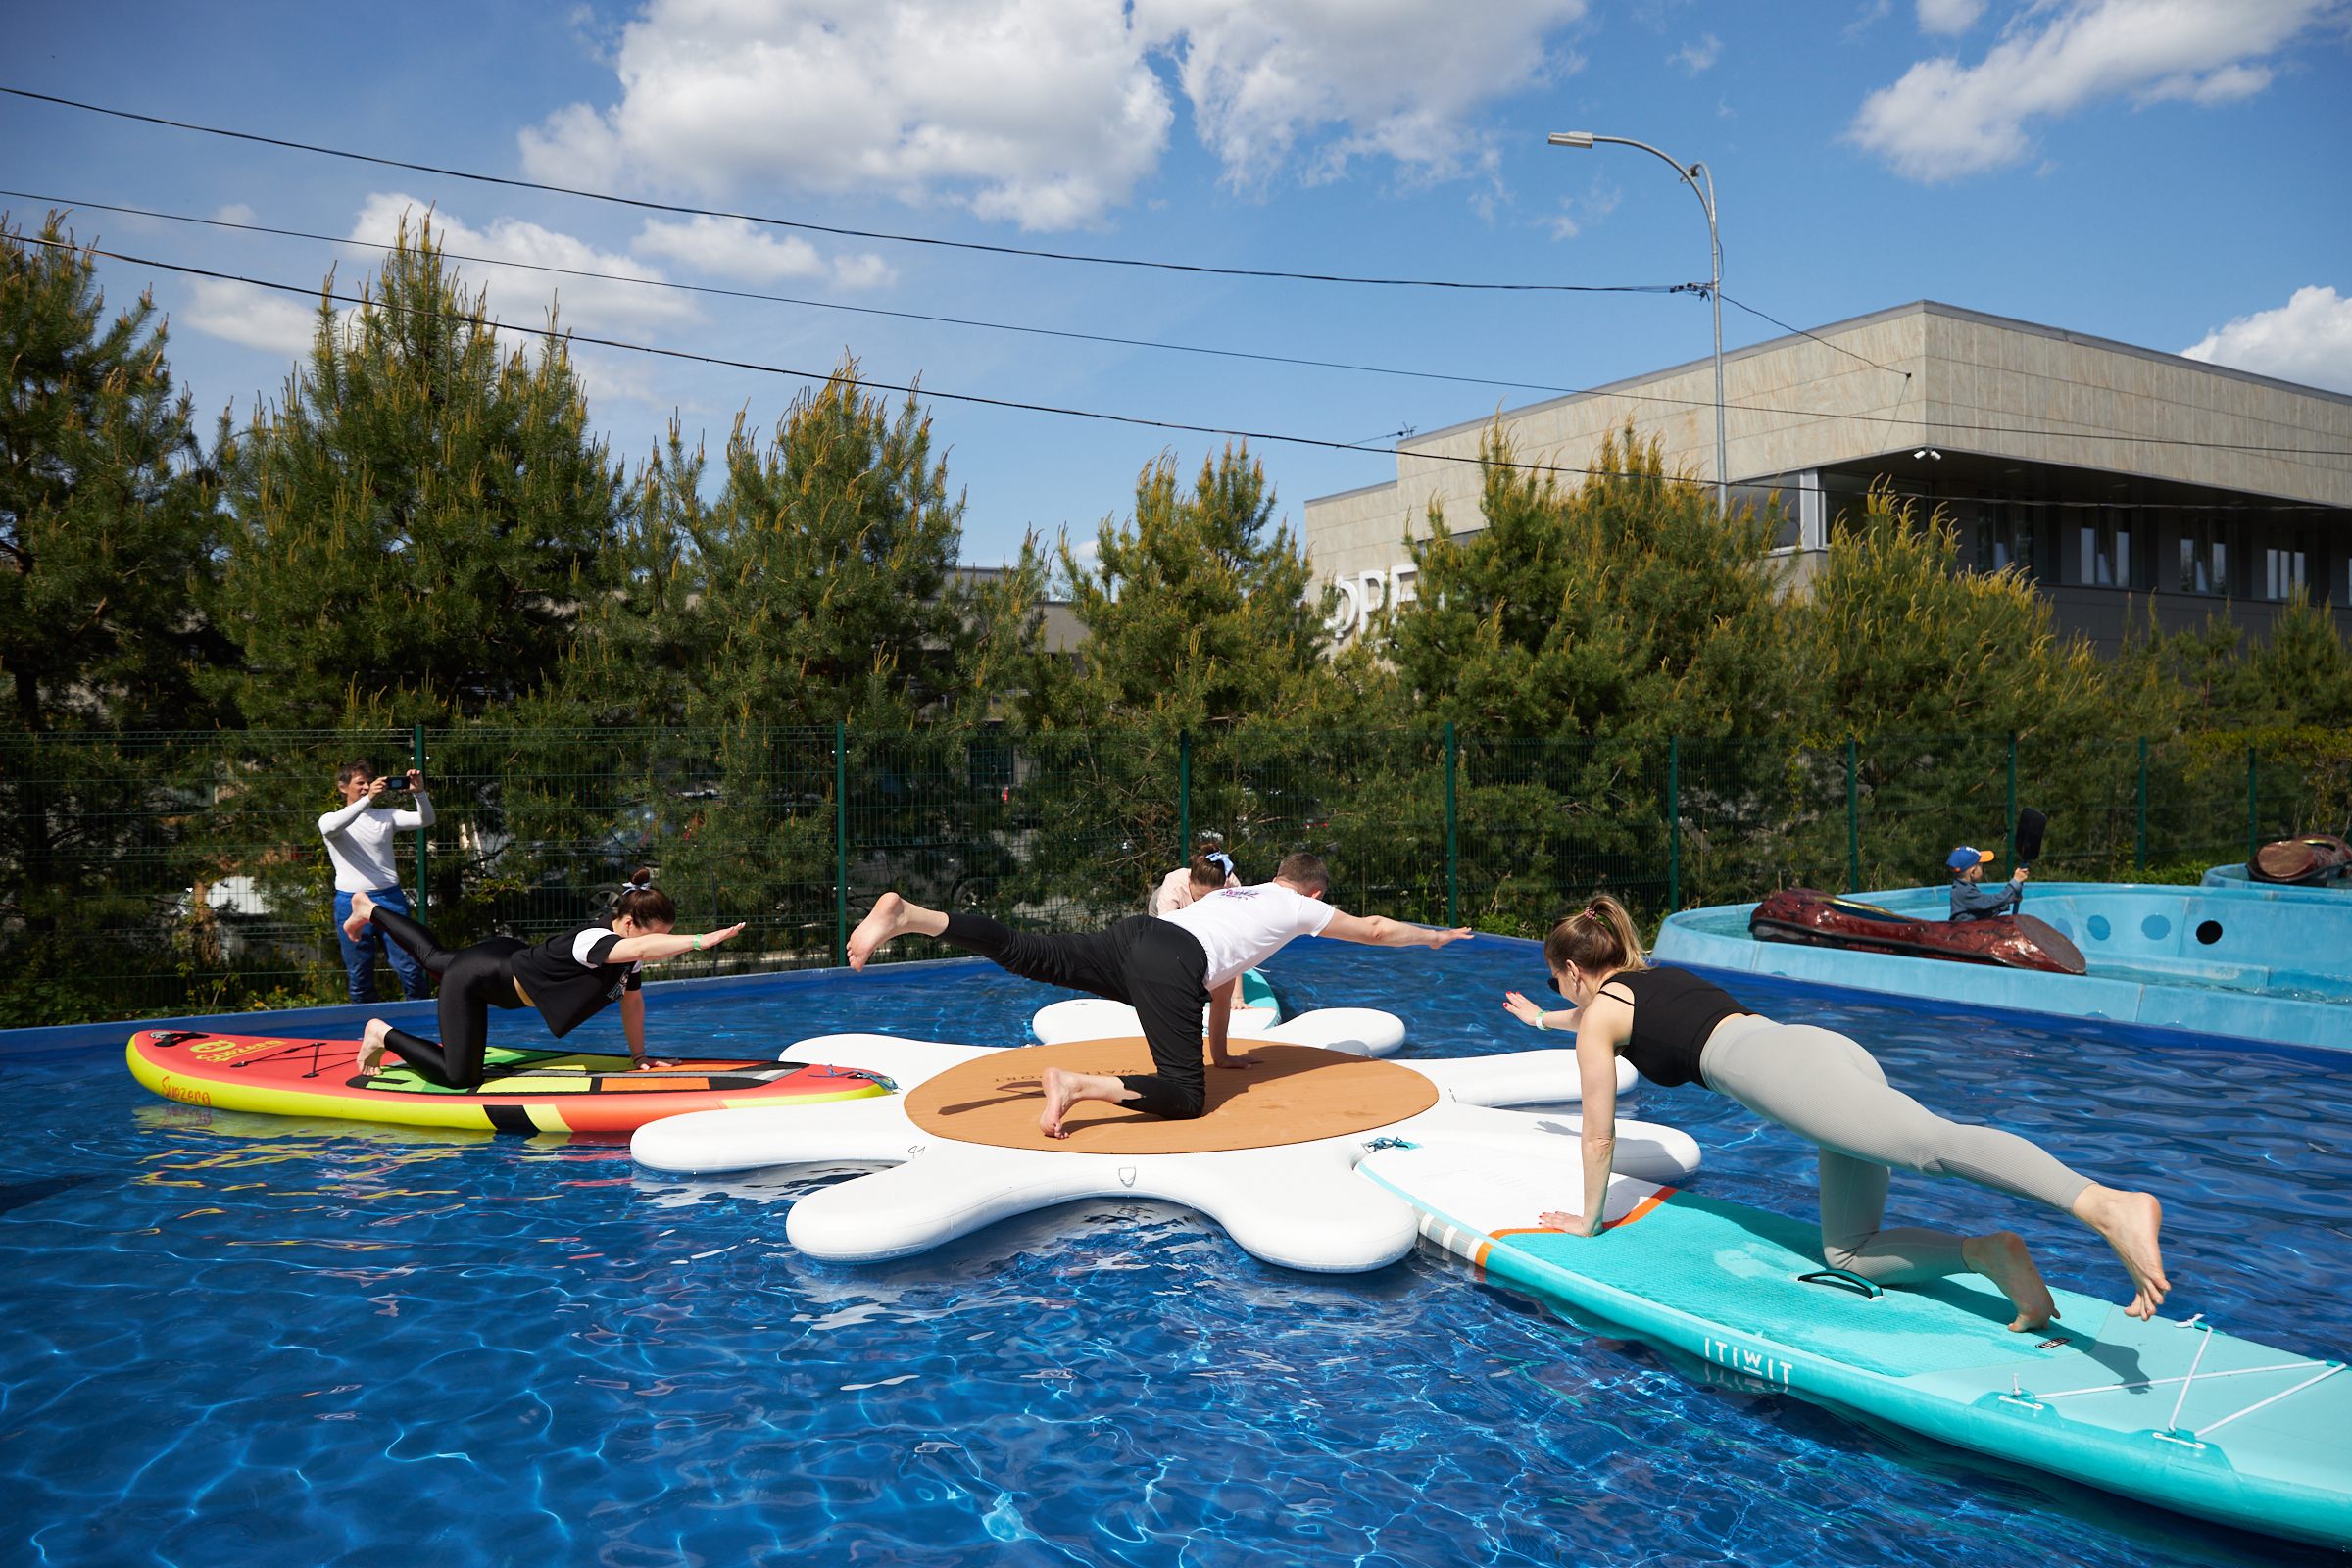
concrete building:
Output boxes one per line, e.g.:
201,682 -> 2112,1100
1303,301 -> 2352,654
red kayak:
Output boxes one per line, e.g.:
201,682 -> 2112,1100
2251,833 -> 2352,885
1748,889 -> 2086,975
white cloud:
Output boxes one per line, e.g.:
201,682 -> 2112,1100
1544,179 -> 1618,242
1849,0 -> 2334,182
211,202 -> 258,225
347,193 -> 698,339
2182,286 -> 2352,395
828,252 -> 897,291
522,0 -> 1592,228
1139,0 -> 1590,191
1915,0 -> 1984,35
633,214 -> 895,290
564,344 -> 665,406
1670,32 -> 1722,74
182,277 -> 322,357
520,0 -> 1175,231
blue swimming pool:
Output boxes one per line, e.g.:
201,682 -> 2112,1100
2,941 -> 2347,1566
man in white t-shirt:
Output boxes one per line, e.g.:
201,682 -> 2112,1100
847,851 -> 1471,1137
318,758 -> 437,1004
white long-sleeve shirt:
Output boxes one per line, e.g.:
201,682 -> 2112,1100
318,791 -> 435,893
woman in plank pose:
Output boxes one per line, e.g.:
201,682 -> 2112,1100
1504,895 -> 2169,1331
343,869 -> 743,1087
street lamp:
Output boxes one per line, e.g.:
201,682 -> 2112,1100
1548,130 -> 1725,513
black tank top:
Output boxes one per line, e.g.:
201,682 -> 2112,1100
1595,966 -> 1752,1089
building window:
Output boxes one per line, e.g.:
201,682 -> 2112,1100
1976,505 -> 2034,576
2263,544 -> 2307,602
2079,517 -> 2132,588
2179,520 -> 2227,595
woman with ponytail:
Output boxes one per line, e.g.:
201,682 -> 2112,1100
341,867 -> 744,1087
1503,895 -> 2170,1333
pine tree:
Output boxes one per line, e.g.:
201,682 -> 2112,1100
1040,443 -> 1335,730
0,213 -> 224,733
209,216 -> 625,728
1790,485 -> 2122,742
522,364 -> 1052,956
1382,420 -> 1793,740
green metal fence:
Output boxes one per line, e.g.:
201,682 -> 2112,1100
0,725 -> 2335,1026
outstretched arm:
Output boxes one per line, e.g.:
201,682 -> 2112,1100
606,923 -> 747,964
1319,911 -> 1473,949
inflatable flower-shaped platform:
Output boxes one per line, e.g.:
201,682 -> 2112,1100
632,1025 -> 1698,1273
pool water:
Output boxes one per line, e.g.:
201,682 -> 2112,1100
3,940 -> 2348,1566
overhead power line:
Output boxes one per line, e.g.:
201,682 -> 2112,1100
24,233 -> 2341,514
0,187 -> 1727,406
0,85 -> 1685,296
13,188 -> 2347,464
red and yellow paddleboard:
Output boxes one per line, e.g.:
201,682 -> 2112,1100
125,1027 -> 889,1135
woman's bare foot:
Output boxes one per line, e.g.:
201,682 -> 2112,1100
2075,1185 -> 2170,1320
341,890 -> 377,943
353,1018 -> 392,1078
1039,1066 -> 1083,1139
845,892 -> 949,971
1964,1231 -> 2058,1332
1036,1068 -> 1134,1138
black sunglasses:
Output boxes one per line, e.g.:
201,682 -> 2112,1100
1546,972 -> 1563,995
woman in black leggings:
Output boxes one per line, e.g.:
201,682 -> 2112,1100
342,868 -> 744,1087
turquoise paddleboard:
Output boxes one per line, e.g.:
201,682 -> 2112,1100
1239,967 -> 1280,1019
1357,1143 -> 2351,1548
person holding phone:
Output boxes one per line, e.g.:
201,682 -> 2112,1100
318,758 -> 436,1003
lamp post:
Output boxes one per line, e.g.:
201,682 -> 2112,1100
1548,130 -> 1725,513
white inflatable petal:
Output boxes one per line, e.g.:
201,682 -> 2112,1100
1031,997 -> 1279,1044
1145,1145 -> 1418,1272
1403,1049 -> 1633,1104
633,1095 -> 916,1175
1241,1007 -> 1405,1058
786,1144 -> 1112,1262
777,1035 -> 1006,1088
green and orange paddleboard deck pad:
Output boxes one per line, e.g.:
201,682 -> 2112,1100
126,1027 -> 889,1135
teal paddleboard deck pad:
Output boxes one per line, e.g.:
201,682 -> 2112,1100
1357,1145 -> 2351,1548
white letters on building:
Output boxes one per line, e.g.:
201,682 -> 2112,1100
1323,563 -> 1419,640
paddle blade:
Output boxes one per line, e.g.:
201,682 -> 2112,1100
2015,807 -> 2047,866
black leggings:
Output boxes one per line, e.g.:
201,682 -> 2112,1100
942,912 -> 1211,1120
366,904 -> 528,1089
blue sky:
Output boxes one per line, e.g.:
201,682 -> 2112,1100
6,0 -> 2348,568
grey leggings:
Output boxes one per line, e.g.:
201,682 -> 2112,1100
1698,1016 -> 2094,1283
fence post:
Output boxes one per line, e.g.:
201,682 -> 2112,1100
2004,732 -> 2018,863
834,721 -> 849,968
1177,730 -> 1191,861
1444,721 -> 1459,929
2246,746 -> 2259,866
2134,737 -> 2148,873
412,723 -> 429,918
1845,739 -> 1860,893
1666,735 -> 1682,914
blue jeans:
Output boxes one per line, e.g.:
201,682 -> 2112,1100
334,885 -> 432,1003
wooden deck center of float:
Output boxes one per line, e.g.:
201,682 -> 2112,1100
903,1039 -> 1439,1153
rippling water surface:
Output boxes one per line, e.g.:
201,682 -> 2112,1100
3,940 -> 2347,1566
